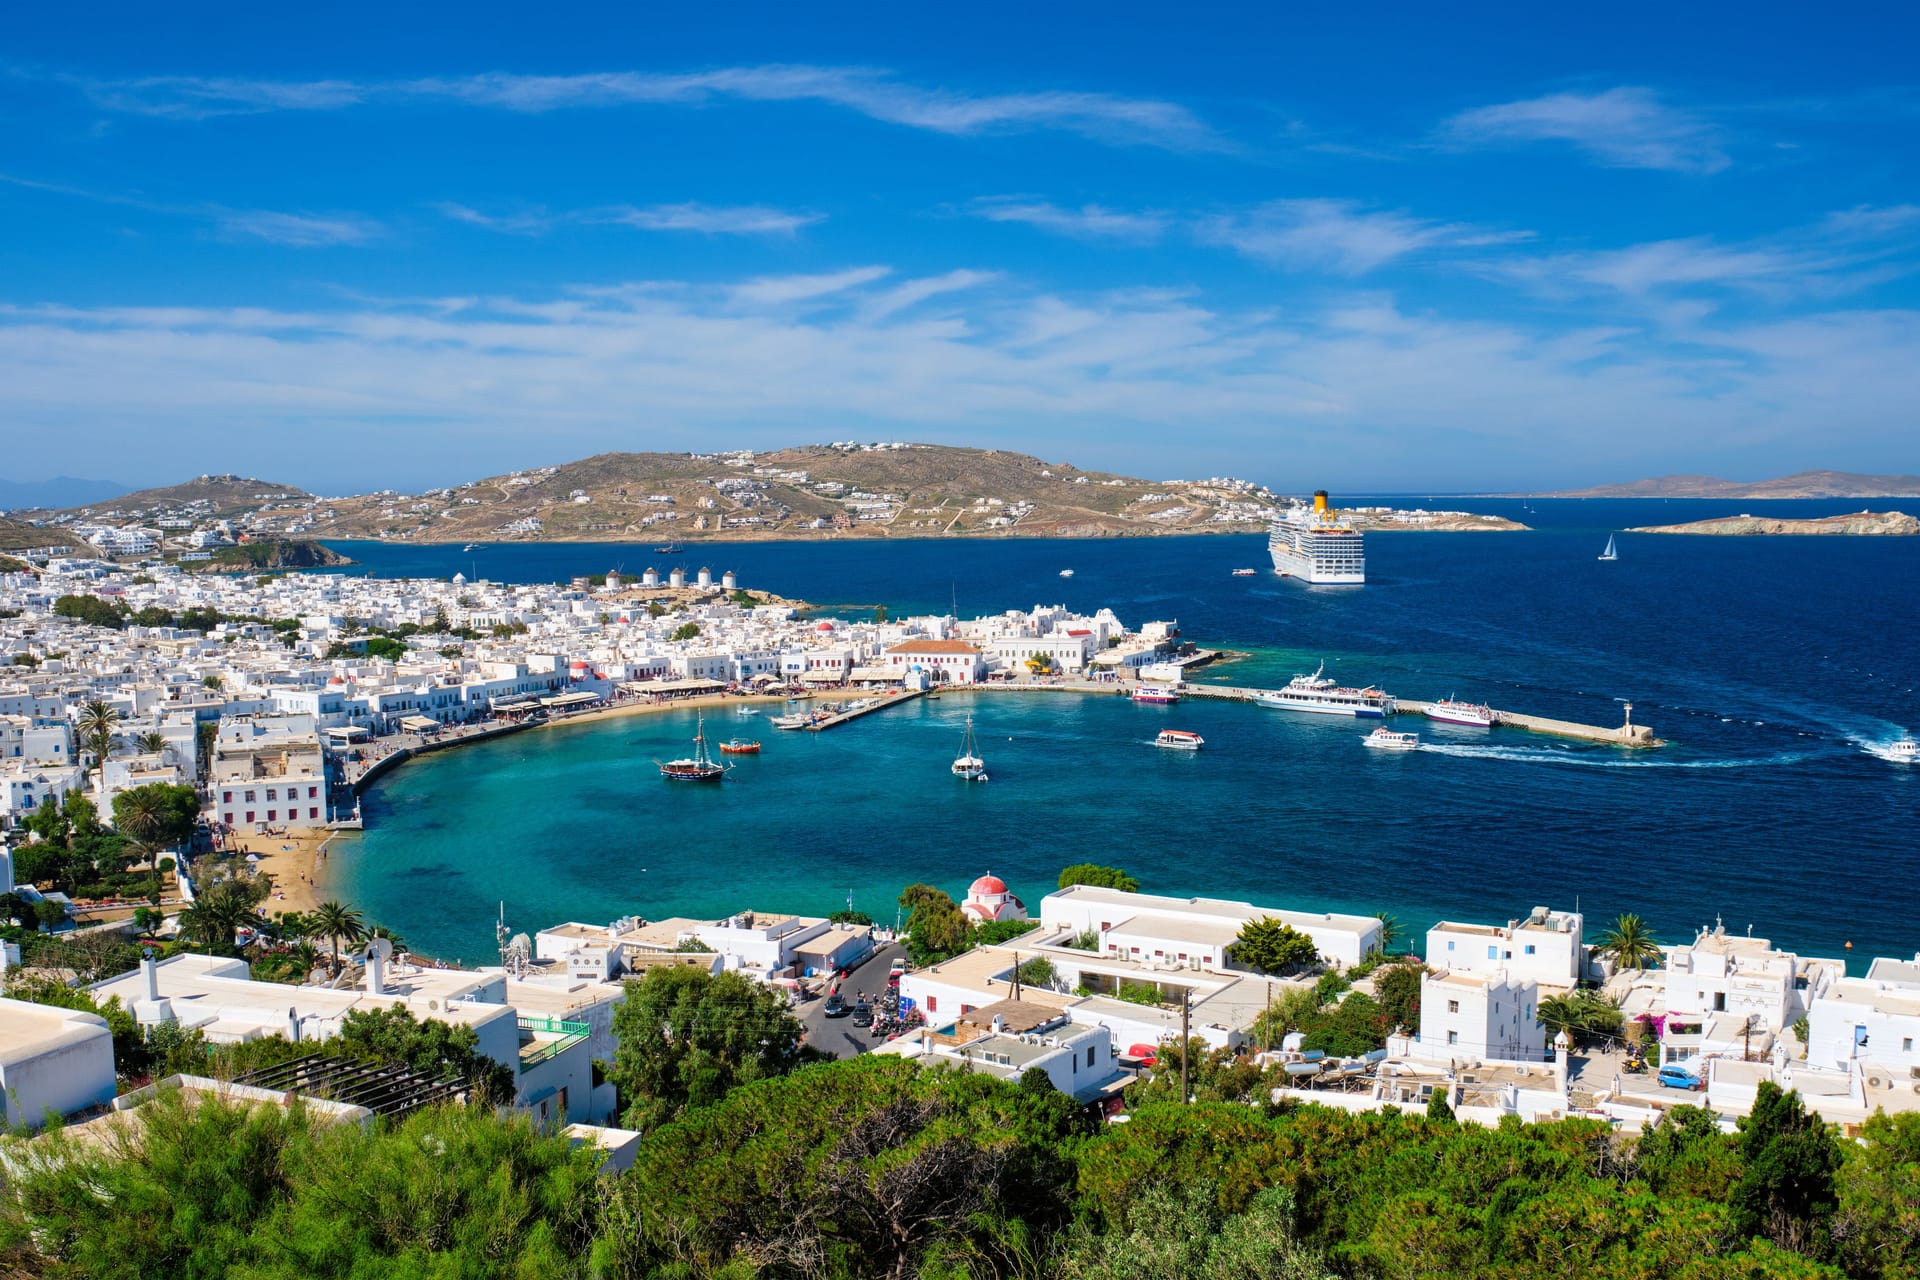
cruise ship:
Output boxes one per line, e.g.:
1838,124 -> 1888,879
1254,662 -> 1395,718
1269,490 -> 1365,584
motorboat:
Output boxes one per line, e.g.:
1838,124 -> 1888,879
1231,568 -> 1257,576
1888,738 -> 1919,763
1155,729 -> 1204,750
1059,568 -> 1075,577
1131,684 -> 1180,704
1363,727 -> 1420,751
718,739 -> 761,755
952,714 -> 989,781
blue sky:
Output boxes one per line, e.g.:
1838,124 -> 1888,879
3,2 -> 1918,494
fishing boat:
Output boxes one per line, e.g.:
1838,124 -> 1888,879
770,713 -> 811,730
1155,729 -> 1204,750
719,738 -> 761,755
952,714 -> 988,781
1598,534 -> 1619,562
1131,684 -> 1181,704
1426,698 -> 1495,728
1363,727 -> 1420,751
659,715 -> 727,781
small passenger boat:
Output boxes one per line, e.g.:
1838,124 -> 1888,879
952,714 -> 988,782
1155,729 -> 1204,750
1231,568 -> 1257,576
719,739 -> 761,755
1131,684 -> 1180,704
1363,727 -> 1420,751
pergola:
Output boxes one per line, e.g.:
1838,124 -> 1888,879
236,1054 -> 468,1121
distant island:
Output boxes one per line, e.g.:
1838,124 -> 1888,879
12,445 -> 1526,549
1541,470 -> 1920,499
1629,510 -> 1919,537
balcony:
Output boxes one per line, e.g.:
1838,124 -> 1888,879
517,1015 -> 591,1068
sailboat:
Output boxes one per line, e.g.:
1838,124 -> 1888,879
659,714 -> 727,782
1598,535 -> 1619,562
951,714 -> 989,782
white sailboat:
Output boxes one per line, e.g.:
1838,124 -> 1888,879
951,714 -> 988,781
1598,534 -> 1618,562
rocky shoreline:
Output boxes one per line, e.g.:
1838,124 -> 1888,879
1628,510 -> 1919,536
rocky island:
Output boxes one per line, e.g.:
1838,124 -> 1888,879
1628,510 -> 1919,536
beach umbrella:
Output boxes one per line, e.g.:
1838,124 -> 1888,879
245,853 -> 261,863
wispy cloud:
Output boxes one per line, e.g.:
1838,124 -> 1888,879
1442,87 -> 1729,174
66,64 -> 1224,151
729,266 -> 892,306
439,200 -> 820,237
968,198 -> 1168,242
215,209 -> 382,247
1197,199 -> 1530,274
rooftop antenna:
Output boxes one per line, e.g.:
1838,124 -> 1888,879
495,901 -> 510,966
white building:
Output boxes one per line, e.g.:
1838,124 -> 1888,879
1663,925 -> 1838,1033
1425,907 -> 1584,991
1806,954 -> 1920,1077
1040,885 -> 1383,970
882,639 -> 985,685
0,995 -> 118,1129
960,873 -> 1027,924
1413,969 -> 1547,1064
877,998 -> 1127,1103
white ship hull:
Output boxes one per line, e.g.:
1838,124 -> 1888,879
1268,506 -> 1366,584
1255,693 -> 1389,718
1425,702 -> 1494,728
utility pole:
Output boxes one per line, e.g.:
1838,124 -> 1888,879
1180,987 -> 1191,1104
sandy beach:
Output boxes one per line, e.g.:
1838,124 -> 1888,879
234,827 -> 348,916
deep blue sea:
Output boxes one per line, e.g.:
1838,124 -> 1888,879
322,498 -> 1919,970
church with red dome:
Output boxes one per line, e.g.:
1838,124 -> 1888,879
960,873 -> 1027,924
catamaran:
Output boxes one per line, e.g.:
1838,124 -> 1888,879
952,714 -> 988,781
659,715 -> 727,781
1598,534 -> 1619,562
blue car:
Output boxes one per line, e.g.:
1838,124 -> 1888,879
1657,1065 -> 1704,1092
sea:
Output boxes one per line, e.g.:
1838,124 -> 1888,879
321,498 -> 1919,970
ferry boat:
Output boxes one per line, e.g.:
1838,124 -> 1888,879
1254,663 -> 1394,718
1268,490 -> 1365,584
1363,727 -> 1420,751
1426,698 -> 1495,728
660,715 -> 727,781
1131,684 -> 1181,704
1889,738 -> 1918,763
952,714 -> 988,781
1155,729 -> 1205,750
718,738 -> 761,755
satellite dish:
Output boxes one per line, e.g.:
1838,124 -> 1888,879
428,999 -> 439,1010
368,937 -> 393,963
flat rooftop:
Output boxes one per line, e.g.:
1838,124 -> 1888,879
1045,885 -> 1379,936
0,997 -> 109,1063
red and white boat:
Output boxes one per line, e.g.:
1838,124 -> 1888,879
1155,729 -> 1204,750
1425,698 -> 1494,728
1131,684 -> 1181,704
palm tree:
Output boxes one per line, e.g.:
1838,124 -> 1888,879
1371,910 -> 1403,957
311,899 -> 367,966
1597,913 -> 1662,971
178,878 -> 265,951
76,699 -> 120,792
114,784 -> 170,900
133,731 -> 170,760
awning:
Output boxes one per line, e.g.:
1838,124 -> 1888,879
538,691 -> 602,708
847,665 -> 901,682
800,671 -> 846,683
491,698 -> 540,712
399,715 -> 441,732
623,678 -> 726,693
749,673 -> 781,685
322,726 -> 370,740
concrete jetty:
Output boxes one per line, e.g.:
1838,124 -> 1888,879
805,688 -> 926,731
1182,684 -> 1661,747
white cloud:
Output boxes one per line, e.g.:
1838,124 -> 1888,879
969,198 -> 1168,242
215,209 -> 383,248
2,267 -> 1914,490
73,65 -> 1223,151
439,201 -> 820,237
1198,199 -> 1529,274
1442,86 -> 1729,174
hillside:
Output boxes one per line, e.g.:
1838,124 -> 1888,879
61,474 -> 312,521
1629,510 -> 1919,536
0,515 -> 82,555
1549,470 -> 1920,499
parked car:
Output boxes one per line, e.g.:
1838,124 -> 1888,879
1657,1065 -> 1704,1092
852,1001 -> 874,1027
823,993 -> 847,1018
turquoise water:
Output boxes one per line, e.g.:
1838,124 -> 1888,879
332,501 -> 1919,968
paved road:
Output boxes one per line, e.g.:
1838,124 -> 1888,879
798,941 -> 907,1061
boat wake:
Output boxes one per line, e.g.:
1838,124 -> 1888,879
1415,742 -> 1816,770
1855,737 -> 1918,764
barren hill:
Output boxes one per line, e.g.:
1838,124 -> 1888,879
1549,471 -> 1920,499
1629,510 -> 1919,536
60,474 -> 313,521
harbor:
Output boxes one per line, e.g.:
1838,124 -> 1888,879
1174,683 -> 1663,747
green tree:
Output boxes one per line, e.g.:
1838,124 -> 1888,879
112,782 -> 199,900
669,621 -> 700,642
1057,1180 -> 1334,1280
132,730 -> 170,757
176,874 -> 269,951
333,1003 -> 515,1105
1058,862 -> 1141,893
1598,912 -> 1663,970
1232,917 -> 1321,974
432,603 -> 451,632
76,698 -> 121,791
309,899 -> 366,964
1831,1110 -> 1920,1279
1300,991 -> 1389,1056
973,917 -> 1040,946
53,593 -> 127,629
1373,961 -> 1425,1035
898,882 -> 971,963
605,966 -> 815,1132
1730,1082 -> 1840,1257
871,602 -> 887,623
1538,990 -> 1625,1044
1371,909 -> 1402,955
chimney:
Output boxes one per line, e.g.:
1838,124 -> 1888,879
366,946 -> 386,996
288,1007 -> 302,1042
142,953 -> 161,1003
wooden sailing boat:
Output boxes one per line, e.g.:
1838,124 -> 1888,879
951,714 -> 988,782
659,714 -> 727,781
